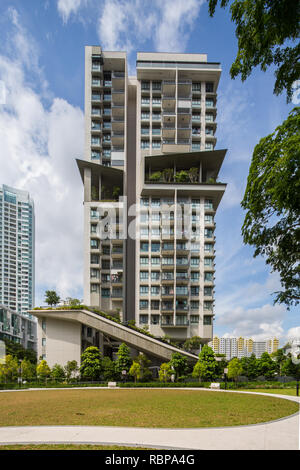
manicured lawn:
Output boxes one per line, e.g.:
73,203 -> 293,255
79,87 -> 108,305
0,444 -> 153,450
0,389 -> 298,428
241,388 -> 298,396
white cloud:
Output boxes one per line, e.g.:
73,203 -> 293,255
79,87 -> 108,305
287,327 -> 300,341
0,8 -> 84,304
217,304 -> 286,341
57,0 -> 86,23
97,0 -> 204,53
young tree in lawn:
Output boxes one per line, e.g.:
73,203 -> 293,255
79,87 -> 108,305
228,357 -> 243,383
194,345 -> 219,382
115,343 -> 132,376
45,290 -> 60,307
170,353 -> 188,381
36,360 -> 51,380
102,356 -> 117,381
159,362 -> 172,383
80,346 -> 103,381
0,355 -> 19,383
20,358 -> 36,381
192,361 -> 208,383
136,353 -> 152,382
129,361 -> 142,383
64,360 -> 78,381
257,352 -> 278,379
51,363 -> 66,380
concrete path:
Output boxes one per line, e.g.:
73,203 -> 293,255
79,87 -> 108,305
0,389 -> 298,450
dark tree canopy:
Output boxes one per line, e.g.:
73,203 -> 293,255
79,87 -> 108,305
241,107 -> 300,307
208,0 -> 300,101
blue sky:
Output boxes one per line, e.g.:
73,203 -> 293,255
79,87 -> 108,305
0,0 -> 298,344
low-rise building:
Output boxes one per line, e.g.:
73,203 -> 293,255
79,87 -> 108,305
0,303 -> 37,351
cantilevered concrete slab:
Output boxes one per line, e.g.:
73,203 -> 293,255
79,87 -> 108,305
31,308 -> 198,366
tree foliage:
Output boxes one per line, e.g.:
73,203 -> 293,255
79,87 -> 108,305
45,290 -> 60,307
208,0 -> 300,101
129,361 -> 142,383
228,357 -> 243,382
159,362 -> 172,382
193,345 -> 219,381
36,360 -> 51,379
115,343 -> 132,375
64,360 -> 78,381
80,346 -> 102,380
241,107 -> 300,307
3,339 -> 37,363
170,353 -> 188,380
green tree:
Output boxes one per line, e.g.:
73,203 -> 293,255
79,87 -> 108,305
257,352 -> 277,379
192,361 -> 208,383
64,360 -> 78,381
170,353 -> 188,380
80,346 -> 103,380
241,108 -> 300,308
228,357 -> 243,382
102,356 -> 117,381
45,290 -> 60,307
115,343 -> 132,375
159,362 -> 172,383
20,358 -> 36,381
193,345 -> 219,382
0,355 -> 19,383
208,0 -> 300,101
66,297 -> 81,307
51,363 -> 65,380
129,361 -> 142,383
281,356 -> 300,377
4,339 -> 37,363
36,360 -> 51,380
136,353 -> 152,382
183,336 -> 202,353
271,348 -> 286,375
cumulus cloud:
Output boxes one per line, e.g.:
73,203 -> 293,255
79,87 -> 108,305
218,304 -> 285,341
57,0 -> 86,23
0,8 -> 84,304
96,0 -> 204,53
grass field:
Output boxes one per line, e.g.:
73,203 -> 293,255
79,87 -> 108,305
0,389 -> 298,428
0,444 -> 153,450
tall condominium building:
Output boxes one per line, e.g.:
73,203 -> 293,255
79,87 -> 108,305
77,47 -> 227,346
209,336 -> 279,359
0,185 -> 35,317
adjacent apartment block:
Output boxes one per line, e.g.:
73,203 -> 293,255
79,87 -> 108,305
77,47 -> 227,346
0,304 -> 37,351
209,336 -> 279,359
0,185 -> 35,317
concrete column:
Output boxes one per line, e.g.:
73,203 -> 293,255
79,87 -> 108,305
84,167 -> 92,202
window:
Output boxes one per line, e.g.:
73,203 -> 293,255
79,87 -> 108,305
206,82 -> 214,93
101,288 -> 110,298
204,244 -> 213,253
190,315 -> 199,324
151,314 -> 160,325
191,272 -> 199,281
140,242 -> 149,252
139,315 -> 149,324
191,286 -> 199,296
151,271 -> 160,280
206,98 -> 214,108
191,257 -> 199,266
151,300 -> 160,310
151,242 -> 160,252
191,301 -> 199,310
205,142 -> 213,150
152,141 -> 161,148
204,272 -> 213,281
90,239 -> 99,249
140,286 -> 149,295
140,197 -> 149,206
42,338 -> 46,346
204,258 -> 213,266
140,300 -> 148,310
204,301 -> 213,310
151,198 -> 160,207
91,254 -> 99,264
140,271 -> 149,280
203,315 -> 212,325
205,199 -> 213,209
141,140 -> 150,149
204,287 -> 213,296
151,286 -> 160,295
151,257 -> 160,265
91,151 -> 100,160
140,257 -> 149,265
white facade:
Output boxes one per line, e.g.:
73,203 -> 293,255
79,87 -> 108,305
0,185 -> 35,317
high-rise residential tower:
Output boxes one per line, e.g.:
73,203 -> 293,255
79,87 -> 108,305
0,185 -> 35,317
77,47 -> 227,346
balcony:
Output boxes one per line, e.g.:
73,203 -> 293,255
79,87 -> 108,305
111,290 -> 123,299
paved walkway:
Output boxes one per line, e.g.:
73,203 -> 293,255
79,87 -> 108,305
0,389 -> 298,450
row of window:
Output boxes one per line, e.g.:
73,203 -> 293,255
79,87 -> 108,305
139,286 -> 213,296
138,314 -> 212,326
141,81 -> 214,93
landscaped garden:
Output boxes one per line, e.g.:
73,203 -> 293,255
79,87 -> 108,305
0,389 -> 298,428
